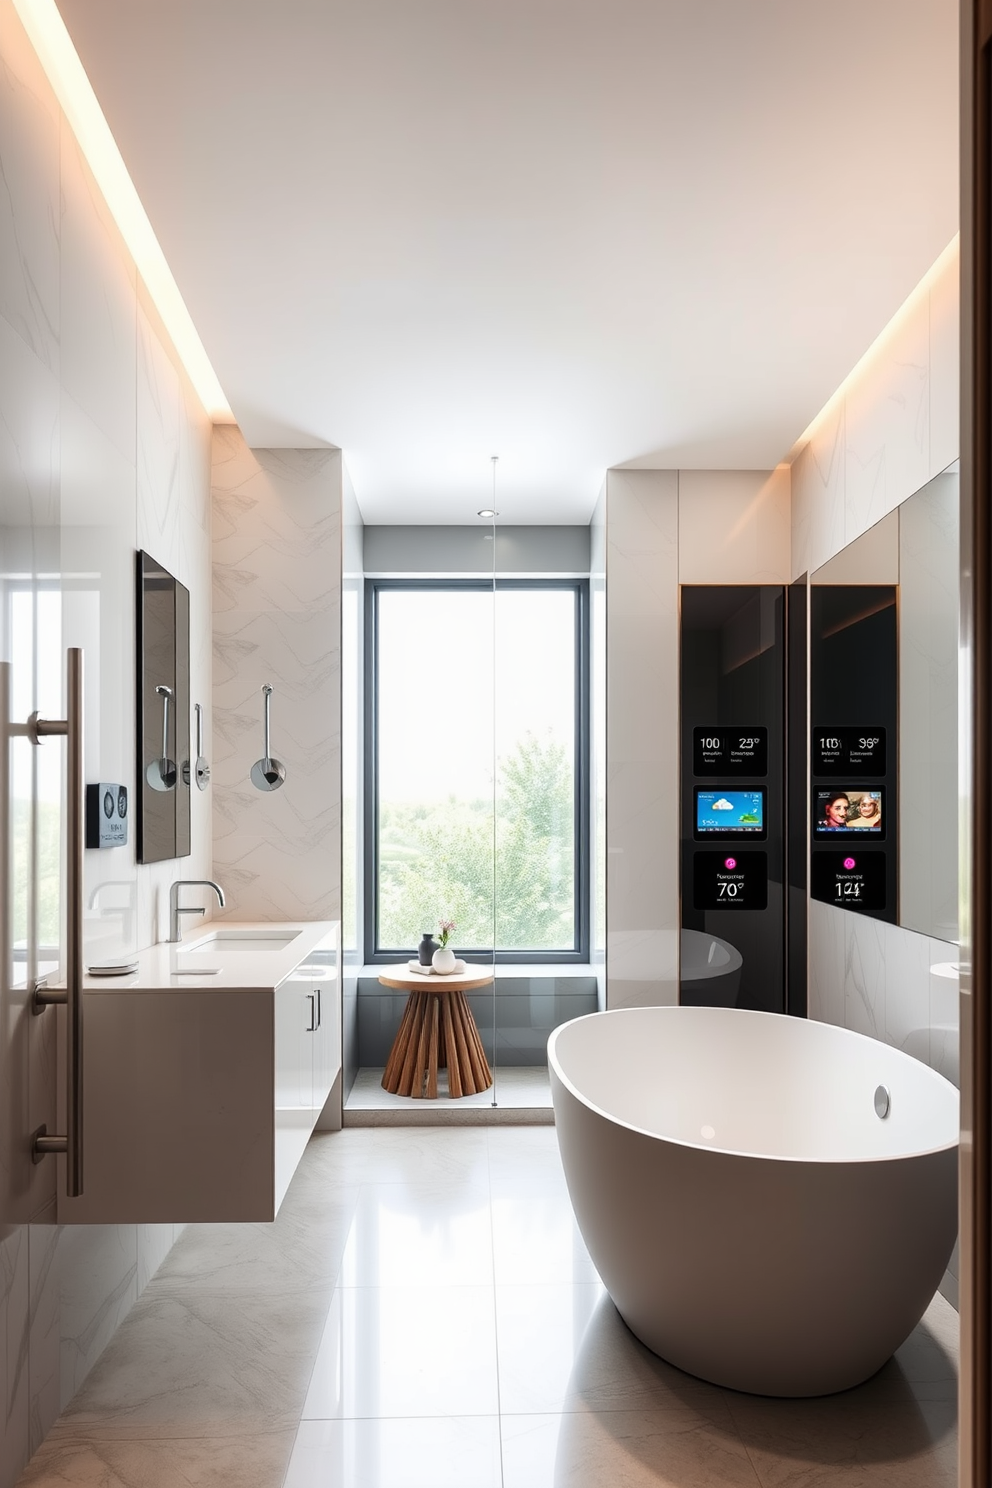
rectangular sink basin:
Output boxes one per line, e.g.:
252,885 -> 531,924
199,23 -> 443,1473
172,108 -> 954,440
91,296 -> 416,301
177,930 -> 302,956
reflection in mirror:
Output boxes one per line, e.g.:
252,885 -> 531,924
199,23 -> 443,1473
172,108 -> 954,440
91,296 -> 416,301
136,551 -> 190,864
809,464 -> 959,942
899,466 -> 959,941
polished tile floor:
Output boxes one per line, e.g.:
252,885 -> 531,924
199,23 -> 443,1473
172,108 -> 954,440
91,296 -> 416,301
20,1127 -> 958,1487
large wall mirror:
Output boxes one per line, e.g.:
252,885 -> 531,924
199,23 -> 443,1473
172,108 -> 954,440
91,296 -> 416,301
136,551 -> 191,864
809,464 -> 959,943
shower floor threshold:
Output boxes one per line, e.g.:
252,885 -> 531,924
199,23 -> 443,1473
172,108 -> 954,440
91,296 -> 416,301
343,1065 -> 554,1126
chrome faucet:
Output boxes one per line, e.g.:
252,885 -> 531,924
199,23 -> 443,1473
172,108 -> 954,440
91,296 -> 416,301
168,879 -> 225,944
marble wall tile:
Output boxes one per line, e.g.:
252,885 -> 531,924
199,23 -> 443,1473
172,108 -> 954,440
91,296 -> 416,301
605,470 -> 678,1010
57,1225 -> 137,1411
929,939 -> 960,1089
804,399 -> 846,574
135,306 -> 181,577
0,1224 -> 30,1488
843,288 -> 930,546
27,1204 -> 59,1457
808,900 -> 845,1028
135,1226 -> 175,1295
0,311 -> 59,530
59,127 -> 136,463
0,0 -> 59,377
928,243 -> 960,481
178,390 -> 215,890
211,434 -> 342,922
789,441 -> 812,580
677,467 -> 791,584
874,919 -> 932,1058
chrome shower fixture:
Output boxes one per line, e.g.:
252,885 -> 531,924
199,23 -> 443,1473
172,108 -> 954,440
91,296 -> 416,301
250,683 -> 287,792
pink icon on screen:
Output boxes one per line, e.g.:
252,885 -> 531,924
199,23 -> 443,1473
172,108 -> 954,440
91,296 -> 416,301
843,857 -> 856,870
724,857 -> 737,870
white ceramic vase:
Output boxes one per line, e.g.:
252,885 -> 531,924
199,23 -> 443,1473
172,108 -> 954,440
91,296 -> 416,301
432,944 -> 456,975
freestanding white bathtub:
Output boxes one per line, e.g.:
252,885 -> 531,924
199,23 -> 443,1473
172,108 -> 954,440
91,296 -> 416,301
548,1006 -> 958,1396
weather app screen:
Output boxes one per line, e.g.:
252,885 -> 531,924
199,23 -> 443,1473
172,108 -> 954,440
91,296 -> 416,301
694,789 -> 766,840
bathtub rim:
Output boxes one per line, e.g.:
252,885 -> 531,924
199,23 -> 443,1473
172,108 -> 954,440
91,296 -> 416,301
548,1005 -> 959,1167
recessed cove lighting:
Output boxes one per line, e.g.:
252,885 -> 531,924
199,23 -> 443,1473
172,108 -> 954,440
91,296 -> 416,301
13,0 -> 233,422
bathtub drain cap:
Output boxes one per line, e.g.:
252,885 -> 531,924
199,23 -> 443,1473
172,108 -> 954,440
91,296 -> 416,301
874,1084 -> 890,1119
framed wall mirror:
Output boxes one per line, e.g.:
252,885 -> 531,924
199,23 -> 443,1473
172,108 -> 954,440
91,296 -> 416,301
136,550 -> 191,864
809,464 -> 959,942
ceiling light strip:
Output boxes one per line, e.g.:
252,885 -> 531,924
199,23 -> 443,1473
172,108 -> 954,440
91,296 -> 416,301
790,234 -> 959,460
13,0 -> 233,422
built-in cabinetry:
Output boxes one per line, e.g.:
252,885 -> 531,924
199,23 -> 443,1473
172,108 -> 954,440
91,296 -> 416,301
55,922 -> 340,1223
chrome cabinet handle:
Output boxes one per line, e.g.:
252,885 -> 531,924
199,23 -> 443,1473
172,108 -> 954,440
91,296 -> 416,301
30,648 -> 84,1197
306,992 -> 317,1033
316,986 -> 321,1029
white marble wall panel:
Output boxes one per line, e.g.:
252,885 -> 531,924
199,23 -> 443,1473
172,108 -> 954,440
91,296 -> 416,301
136,1226 -> 175,1296
789,440 -> 812,580
807,900 -> 846,1029
809,899 -> 957,1084
929,948 -> 961,1089
803,400 -> 846,575
928,244 -> 960,481
0,1 -> 59,378
178,385 -> 214,886
59,127 -> 136,463
678,468 -> 791,584
844,290 -> 930,546
56,1225 -> 137,1412
212,430 -> 342,921
0,310 -> 59,530
27,1205 -> 58,1457
605,469 -> 679,1008
0,1225 -> 30,1488
135,305 -> 181,578
793,242 -> 959,579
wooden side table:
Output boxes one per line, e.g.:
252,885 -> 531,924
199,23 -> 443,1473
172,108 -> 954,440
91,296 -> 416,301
378,964 -> 495,1099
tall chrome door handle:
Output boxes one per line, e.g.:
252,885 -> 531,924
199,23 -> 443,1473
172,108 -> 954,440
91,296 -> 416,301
30,648 -> 84,1197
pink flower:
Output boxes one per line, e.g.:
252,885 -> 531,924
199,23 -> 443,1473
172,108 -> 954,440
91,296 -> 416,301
438,918 -> 456,946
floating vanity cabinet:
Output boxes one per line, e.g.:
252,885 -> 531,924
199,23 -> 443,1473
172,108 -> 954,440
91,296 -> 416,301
55,922 -> 340,1224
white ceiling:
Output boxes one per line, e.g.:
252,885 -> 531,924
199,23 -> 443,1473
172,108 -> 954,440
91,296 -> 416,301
56,0 -> 959,524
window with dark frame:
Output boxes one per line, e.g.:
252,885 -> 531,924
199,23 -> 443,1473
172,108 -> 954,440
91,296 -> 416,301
364,578 -> 589,963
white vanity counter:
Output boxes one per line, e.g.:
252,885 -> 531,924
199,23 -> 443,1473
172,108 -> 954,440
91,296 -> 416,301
85,920 -> 337,992
58,921 -> 340,1226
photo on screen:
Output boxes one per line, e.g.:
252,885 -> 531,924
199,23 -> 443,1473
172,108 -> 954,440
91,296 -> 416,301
814,787 -> 884,838
694,788 -> 766,840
